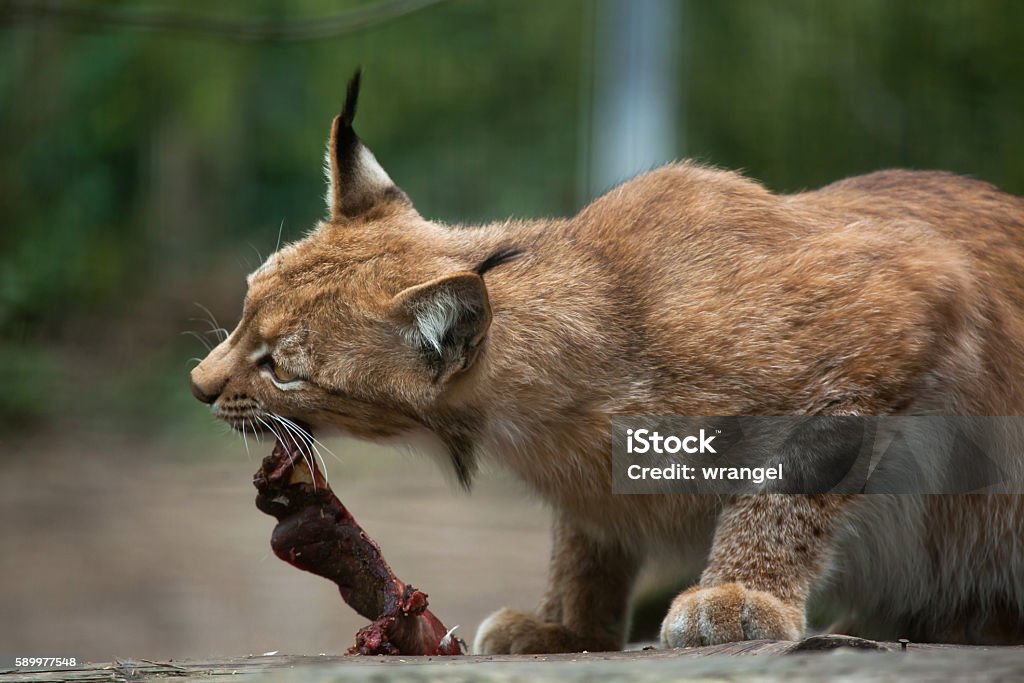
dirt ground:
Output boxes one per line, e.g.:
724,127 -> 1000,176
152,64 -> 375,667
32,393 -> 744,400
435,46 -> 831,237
0,428 -> 555,660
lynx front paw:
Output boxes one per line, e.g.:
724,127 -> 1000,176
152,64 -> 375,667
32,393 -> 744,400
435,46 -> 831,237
660,583 -> 803,648
474,608 -> 583,654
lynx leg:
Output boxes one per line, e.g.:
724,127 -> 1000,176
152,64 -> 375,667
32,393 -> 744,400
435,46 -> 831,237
661,494 -> 849,647
475,516 -> 640,654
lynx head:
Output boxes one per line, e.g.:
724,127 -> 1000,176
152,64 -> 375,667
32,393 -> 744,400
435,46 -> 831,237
189,71 -> 516,485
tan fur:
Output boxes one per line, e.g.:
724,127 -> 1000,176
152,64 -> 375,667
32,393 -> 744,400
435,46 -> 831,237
192,98 -> 1024,652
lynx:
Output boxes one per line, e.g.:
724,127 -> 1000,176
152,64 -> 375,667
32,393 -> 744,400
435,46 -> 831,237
191,73 -> 1024,651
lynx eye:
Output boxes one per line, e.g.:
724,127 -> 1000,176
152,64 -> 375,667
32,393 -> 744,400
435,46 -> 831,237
260,355 -> 301,384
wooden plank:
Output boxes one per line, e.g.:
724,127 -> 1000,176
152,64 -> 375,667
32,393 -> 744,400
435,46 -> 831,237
3,639 -> 1024,683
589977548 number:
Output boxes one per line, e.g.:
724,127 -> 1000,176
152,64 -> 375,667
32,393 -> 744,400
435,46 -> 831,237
14,657 -> 77,668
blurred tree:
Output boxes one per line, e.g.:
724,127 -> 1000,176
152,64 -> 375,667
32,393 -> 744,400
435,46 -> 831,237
0,0 -> 1021,430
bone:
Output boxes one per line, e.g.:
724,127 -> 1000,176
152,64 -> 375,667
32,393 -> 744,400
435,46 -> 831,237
253,430 -> 464,656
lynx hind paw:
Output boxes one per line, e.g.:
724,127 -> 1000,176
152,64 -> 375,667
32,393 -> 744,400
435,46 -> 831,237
474,608 -> 582,654
660,583 -> 804,648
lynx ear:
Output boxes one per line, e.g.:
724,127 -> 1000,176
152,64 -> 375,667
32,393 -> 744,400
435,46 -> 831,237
391,272 -> 492,382
326,70 -> 407,219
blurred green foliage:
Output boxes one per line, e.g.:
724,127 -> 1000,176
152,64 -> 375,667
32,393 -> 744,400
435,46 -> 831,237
1,0 -> 1022,433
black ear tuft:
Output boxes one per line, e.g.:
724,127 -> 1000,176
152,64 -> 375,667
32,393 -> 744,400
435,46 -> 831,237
475,246 -> 525,276
331,69 -> 363,210
340,68 -> 361,128
326,68 -> 407,219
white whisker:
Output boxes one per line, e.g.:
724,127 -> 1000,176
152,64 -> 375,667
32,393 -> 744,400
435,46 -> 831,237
276,414 -> 341,465
250,243 -> 264,264
270,415 -> 316,476
188,319 -> 230,342
258,415 -> 319,492
181,330 -> 212,352
193,303 -> 229,342
255,415 -> 290,464
249,418 -> 263,443
240,419 -> 251,459
272,415 -> 324,469
268,413 -> 328,489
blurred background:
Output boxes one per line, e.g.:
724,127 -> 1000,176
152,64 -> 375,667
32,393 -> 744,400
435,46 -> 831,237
2,0 -> 1023,661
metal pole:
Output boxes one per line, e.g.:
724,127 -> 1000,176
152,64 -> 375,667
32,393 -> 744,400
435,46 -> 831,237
584,0 -> 682,201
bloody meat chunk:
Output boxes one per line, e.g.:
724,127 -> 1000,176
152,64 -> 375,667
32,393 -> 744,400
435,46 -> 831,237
253,432 -> 464,656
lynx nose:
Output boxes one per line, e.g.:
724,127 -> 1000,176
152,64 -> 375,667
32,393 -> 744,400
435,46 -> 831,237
190,342 -> 233,405
189,376 -> 223,405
